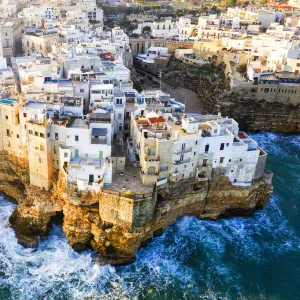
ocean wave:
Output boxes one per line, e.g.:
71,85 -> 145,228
1,132 -> 300,299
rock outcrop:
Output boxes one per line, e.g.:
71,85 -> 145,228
161,58 -> 300,133
0,152 -> 273,265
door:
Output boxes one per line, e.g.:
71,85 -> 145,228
99,151 -> 103,159
74,149 -> 79,157
89,174 -> 94,183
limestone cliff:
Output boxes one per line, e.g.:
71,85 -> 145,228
161,58 -> 300,133
0,152 -> 273,265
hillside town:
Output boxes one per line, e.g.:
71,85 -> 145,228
0,0 -> 282,195
0,0 -> 294,263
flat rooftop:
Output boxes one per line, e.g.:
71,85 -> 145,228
70,118 -> 88,129
0,99 -> 18,107
168,120 -> 201,141
104,162 -> 153,194
24,102 -> 45,109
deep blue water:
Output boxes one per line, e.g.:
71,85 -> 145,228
0,132 -> 300,299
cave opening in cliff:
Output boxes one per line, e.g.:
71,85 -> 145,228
51,211 -> 64,225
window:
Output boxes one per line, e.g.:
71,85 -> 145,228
64,153 -> 68,158
182,143 -> 186,150
119,123 -> 123,131
40,145 -> 44,151
214,129 -> 218,133
6,129 -> 10,137
40,133 -> 45,138
35,131 -> 39,136
195,141 -> 198,145
203,159 -> 207,167
194,152 -> 196,156
5,115 -> 8,120
80,89 -> 84,92
296,63 -> 300,67
16,134 -> 19,138
47,132 -> 50,138
75,135 -> 79,141
226,143 -> 229,146
229,159 -> 231,162
54,146 -> 56,154
29,130 -> 33,135
39,158 -> 42,163
264,88 -> 269,94
220,157 -> 224,163
55,133 -> 58,140
118,113 -> 122,119
205,144 -> 209,153
220,143 -> 225,150
23,113 -> 27,118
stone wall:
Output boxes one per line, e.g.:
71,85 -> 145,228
130,39 -> 193,56
99,188 -> 156,229
254,154 -> 267,180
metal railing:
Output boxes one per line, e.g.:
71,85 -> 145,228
160,166 -> 168,171
173,158 -> 190,165
91,138 -> 107,144
174,147 -> 192,155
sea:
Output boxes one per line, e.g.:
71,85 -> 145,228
0,132 -> 300,299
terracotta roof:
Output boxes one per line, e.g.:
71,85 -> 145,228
136,119 -> 149,125
148,116 -> 165,123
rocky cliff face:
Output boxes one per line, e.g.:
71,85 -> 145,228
161,58 -> 300,133
0,153 -> 273,265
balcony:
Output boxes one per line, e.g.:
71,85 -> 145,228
174,147 -> 192,155
160,166 -> 168,172
145,154 -> 159,161
173,158 -> 190,165
157,177 -> 168,186
91,138 -> 107,144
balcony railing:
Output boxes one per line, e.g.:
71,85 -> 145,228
160,166 -> 168,171
91,138 -> 107,144
173,158 -> 190,165
174,147 -> 192,155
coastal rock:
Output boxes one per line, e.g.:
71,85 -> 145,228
0,152 -> 273,265
161,58 -> 300,133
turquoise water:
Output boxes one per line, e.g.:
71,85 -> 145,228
0,132 -> 300,299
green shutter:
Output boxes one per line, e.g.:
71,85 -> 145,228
99,151 -> 103,159
89,174 -> 94,183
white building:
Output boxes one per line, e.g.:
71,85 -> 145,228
131,110 -> 266,186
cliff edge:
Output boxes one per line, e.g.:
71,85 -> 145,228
0,152 -> 273,265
